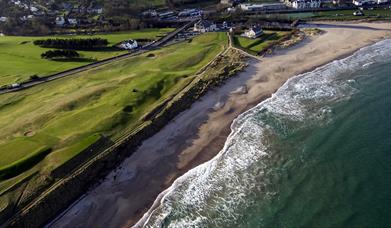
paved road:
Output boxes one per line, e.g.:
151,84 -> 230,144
0,20 -> 198,95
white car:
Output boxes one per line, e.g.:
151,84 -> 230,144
353,10 -> 364,16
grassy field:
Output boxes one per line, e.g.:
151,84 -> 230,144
233,31 -> 289,54
0,32 -> 228,194
0,28 -> 174,86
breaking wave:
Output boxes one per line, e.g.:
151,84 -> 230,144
134,39 -> 391,228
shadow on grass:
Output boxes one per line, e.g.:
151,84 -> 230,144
0,147 -> 52,181
83,46 -> 122,52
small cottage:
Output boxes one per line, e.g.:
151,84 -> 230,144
120,40 -> 138,50
55,16 -> 66,26
242,26 -> 263,39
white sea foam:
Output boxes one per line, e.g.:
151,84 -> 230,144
134,39 -> 391,228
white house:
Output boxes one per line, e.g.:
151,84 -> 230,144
194,20 -> 217,33
30,6 -> 38,13
352,0 -> 376,5
142,10 -> 158,17
240,3 -> 286,11
55,16 -> 66,26
242,26 -> 263,39
227,7 -> 237,13
120,40 -> 138,50
0,17 -> 8,22
88,6 -> 103,14
68,18 -> 78,25
288,0 -> 321,8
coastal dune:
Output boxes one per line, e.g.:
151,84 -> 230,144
48,22 -> 391,228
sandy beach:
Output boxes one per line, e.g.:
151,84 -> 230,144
48,22 -> 391,228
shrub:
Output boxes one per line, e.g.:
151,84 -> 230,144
41,50 -> 80,59
34,38 -> 109,50
30,75 -> 40,81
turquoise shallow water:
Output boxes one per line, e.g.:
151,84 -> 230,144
137,40 -> 391,228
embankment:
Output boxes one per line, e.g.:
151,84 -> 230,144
6,48 -> 247,228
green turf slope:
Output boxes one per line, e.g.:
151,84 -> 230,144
0,28 -> 173,86
0,32 -> 228,190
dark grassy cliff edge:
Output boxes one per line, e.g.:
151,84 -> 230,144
5,48 -> 247,228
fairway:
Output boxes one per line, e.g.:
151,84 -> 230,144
0,28 -> 173,86
0,32 -> 228,194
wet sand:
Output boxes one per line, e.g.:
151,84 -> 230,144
47,22 -> 391,228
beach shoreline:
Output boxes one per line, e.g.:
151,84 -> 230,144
48,21 -> 391,228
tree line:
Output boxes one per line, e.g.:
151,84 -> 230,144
41,50 -> 80,59
33,38 -> 109,50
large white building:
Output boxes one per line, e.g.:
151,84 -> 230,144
286,0 -> 321,9
239,3 -> 287,11
353,0 -> 381,5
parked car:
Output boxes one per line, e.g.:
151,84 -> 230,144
10,83 -> 21,89
353,10 -> 364,16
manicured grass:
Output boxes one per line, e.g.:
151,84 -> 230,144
233,31 -> 289,54
0,147 -> 51,180
44,134 -> 101,170
0,32 -> 227,189
0,28 -> 174,86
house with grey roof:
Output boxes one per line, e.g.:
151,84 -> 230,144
242,26 -> 263,39
194,20 -> 217,33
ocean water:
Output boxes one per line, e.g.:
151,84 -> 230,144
136,39 -> 391,228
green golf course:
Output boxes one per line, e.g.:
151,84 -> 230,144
0,32 -> 228,195
0,28 -> 174,86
